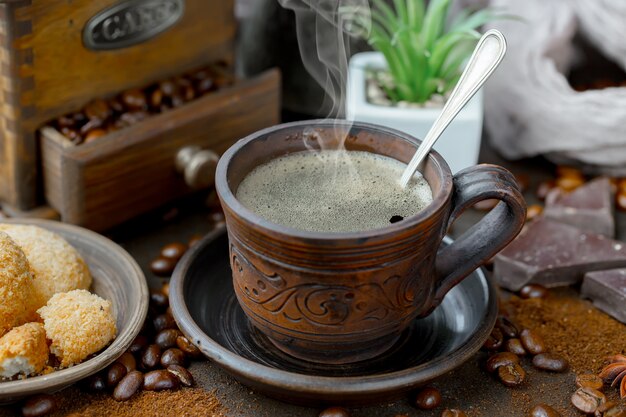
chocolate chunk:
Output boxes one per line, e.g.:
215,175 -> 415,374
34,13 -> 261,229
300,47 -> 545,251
544,177 -> 614,237
494,218 -> 626,291
581,269 -> 626,324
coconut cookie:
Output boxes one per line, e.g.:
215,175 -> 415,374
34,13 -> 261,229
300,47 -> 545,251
0,224 -> 91,310
38,289 -> 116,368
0,323 -> 49,378
0,231 -> 35,337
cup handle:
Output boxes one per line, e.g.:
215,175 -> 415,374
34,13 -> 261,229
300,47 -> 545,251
423,164 -> 526,316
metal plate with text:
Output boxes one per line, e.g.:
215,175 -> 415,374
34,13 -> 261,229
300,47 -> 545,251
83,0 -> 185,50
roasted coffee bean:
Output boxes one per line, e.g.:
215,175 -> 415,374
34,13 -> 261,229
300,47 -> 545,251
167,364 -> 194,387
141,344 -> 162,369
108,97 -> 125,113
79,118 -> 104,135
526,205 -> 543,222
84,374 -> 107,393
171,93 -> 185,108
520,284 -> 548,299
150,257 -> 177,277
414,387 -> 441,410
161,282 -> 170,297
60,127 -> 82,143
115,352 -> 137,373
520,329 -> 546,355
155,329 -> 182,349
576,374 -> 604,390
182,85 -> 195,101
113,371 -> 144,401
150,89 -> 164,108
571,387 -> 606,414
532,353 -> 569,372
150,290 -> 169,311
116,111 -> 149,127
153,313 -> 177,333
144,369 -> 180,391
536,180 -> 555,201
556,166 -> 583,178
129,335 -> 149,355
84,128 -> 107,143
176,335 -> 202,359
196,77 -> 216,95
160,242 -> 187,262
598,402 -> 626,417
483,327 -> 504,351
107,362 -> 128,388
441,410 -> 467,417
486,352 -> 520,373
121,88 -> 147,111
158,80 -> 176,96
84,98 -> 112,121
496,316 -> 519,338
318,406 -> 350,417
22,394 -> 57,417
529,403 -> 562,417
504,339 -> 527,356
497,363 -> 526,387
161,348 -> 187,367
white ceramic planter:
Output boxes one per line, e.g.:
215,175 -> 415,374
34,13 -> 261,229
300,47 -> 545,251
346,52 -> 484,174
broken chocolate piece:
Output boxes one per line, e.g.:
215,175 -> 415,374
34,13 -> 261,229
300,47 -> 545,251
581,269 -> 626,324
544,177 -> 615,237
494,217 -> 626,291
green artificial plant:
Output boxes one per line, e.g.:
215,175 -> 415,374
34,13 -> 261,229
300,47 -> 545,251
343,0 -> 506,104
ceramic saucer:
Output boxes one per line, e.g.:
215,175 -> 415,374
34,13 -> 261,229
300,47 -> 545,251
170,227 -> 497,406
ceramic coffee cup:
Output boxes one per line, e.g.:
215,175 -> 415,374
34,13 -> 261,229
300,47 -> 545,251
216,120 -> 526,364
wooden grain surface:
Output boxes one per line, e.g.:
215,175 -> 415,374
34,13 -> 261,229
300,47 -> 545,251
0,0 -> 235,209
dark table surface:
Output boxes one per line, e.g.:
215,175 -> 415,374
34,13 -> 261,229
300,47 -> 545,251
102,139 -> 624,417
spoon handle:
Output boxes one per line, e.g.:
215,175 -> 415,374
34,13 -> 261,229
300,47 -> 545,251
400,29 -> 507,188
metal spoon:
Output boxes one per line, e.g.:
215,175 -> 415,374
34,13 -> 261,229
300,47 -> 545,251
399,29 -> 507,188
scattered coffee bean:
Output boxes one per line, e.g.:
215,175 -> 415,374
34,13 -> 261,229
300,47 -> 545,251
121,88 -> 147,111
598,402 -> 626,417
150,257 -> 177,277
144,370 -> 180,391
107,362 -> 128,388
441,410 -> 467,417
161,282 -> 170,297
115,352 -> 136,373
571,387 -> 606,414
519,284 -> 548,299
486,352 -> 520,373
160,242 -> 188,262
504,338 -> 527,356
150,291 -> 169,310
141,344 -> 162,369
520,329 -> 546,355
414,387 -> 441,410
529,404 -> 561,417
153,313 -> 177,333
156,329 -> 182,349
161,348 -> 187,367
483,327 -> 504,351
496,316 -> 519,338
526,205 -> 543,222
319,407 -> 350,417
129,335 -> 149,355
576,374 -> 604,390
167,365 -> 194,387
176,335 -> 203,358
556,175 -> 584,192
113,370 -> 144,401
532,353 -> 569,372
22,394 -> 57,417
84,374 -> 107,393
84,98 -> 112,121
498,363 -> 526,387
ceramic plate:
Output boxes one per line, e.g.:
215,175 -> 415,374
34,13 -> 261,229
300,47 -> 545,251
0,219 -> 148,403
170,227 -> 497,406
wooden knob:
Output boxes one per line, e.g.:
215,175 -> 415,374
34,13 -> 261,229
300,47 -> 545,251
175,146 -> 219,189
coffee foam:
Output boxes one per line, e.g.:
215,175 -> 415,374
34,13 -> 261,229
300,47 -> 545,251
236,150 -> 433,233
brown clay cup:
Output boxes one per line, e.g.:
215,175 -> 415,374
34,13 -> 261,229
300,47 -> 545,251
216,120 -> 526,364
